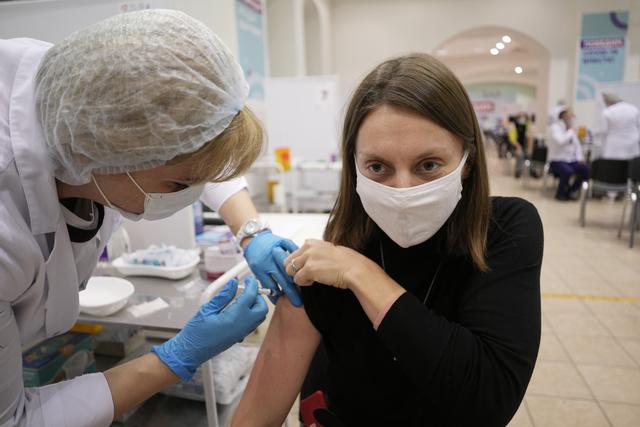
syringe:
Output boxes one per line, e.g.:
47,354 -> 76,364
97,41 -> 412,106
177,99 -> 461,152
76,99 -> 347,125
237,284 -> 277,297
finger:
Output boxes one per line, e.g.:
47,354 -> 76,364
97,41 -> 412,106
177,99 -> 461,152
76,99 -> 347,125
244,275 -> 273,304
284,248 -> 303,267
249,293 -> 269,318
293,265 -> 315,286
204,279 -> 238,314
275,243 -> 299,278
255,271 -> 278,293
235,276 -> 259,309
276,275 -> 303,307
265,275 -> 283,305
278,238 -> 299,254
284,251 -> 310,277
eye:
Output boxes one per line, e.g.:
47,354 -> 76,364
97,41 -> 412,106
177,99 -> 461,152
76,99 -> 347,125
366,162 -> 388,174
170,182 -> 188,191
419,161 -> 440,173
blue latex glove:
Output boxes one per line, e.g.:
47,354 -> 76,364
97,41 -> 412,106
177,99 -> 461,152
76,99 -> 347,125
244,230 -> 302,307
152,277 -> 268,381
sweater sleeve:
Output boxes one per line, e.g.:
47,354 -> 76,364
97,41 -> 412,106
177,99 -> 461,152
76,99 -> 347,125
376,199 -> 542,427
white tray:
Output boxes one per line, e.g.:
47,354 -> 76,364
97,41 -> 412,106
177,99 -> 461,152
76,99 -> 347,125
112,256 -> 199,280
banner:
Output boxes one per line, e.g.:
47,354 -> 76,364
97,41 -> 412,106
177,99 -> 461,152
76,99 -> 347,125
576,11 -> 628,100
236,0 -> 266,100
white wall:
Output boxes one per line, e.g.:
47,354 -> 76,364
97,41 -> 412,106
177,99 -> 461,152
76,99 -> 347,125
323,0 -> 639,129
0,0 -> 239,55
266,0 -> 306,77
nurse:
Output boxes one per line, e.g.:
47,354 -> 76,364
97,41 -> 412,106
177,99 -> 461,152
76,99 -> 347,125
232,53 -> 543,427
0,10 -> 297,427
600,93 -> 640,160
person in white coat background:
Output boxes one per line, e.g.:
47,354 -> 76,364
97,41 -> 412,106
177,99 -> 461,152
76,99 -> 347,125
0,10 -> 300,427
548,108 -> 589,201
600,93 -> 640,160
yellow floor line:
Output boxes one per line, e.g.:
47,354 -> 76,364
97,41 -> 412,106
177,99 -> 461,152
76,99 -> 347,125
542,293 -> 640,303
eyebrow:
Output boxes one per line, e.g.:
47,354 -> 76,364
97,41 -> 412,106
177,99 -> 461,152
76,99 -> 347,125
358,147 -> 452,161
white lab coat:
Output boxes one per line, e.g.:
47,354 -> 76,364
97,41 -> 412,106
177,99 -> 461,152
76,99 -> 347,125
601,102 -> 640,160
548,121 -> 585,163
0,38 -> 246,427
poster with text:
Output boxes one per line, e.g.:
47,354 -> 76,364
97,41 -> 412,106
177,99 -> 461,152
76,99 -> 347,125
236,0 -> 266,100
576,11 -> 628,100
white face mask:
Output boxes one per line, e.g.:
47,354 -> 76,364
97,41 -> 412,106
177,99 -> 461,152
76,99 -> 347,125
355,151 -> 468,248
92,173 -> 204,221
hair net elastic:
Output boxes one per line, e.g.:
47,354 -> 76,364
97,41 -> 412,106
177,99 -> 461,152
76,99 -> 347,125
35,9 -> 249,185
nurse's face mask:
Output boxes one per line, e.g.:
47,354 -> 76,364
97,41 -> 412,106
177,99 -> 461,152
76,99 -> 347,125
92,173 -> 204,221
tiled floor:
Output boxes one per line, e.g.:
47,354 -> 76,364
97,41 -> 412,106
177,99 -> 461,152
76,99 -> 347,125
489,153 -> 640,427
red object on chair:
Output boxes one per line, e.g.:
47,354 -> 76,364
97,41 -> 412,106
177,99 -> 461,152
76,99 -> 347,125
301,390 -> 329,427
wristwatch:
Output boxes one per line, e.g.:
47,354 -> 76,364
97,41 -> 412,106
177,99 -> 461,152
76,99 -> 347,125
235,218 -> 270,244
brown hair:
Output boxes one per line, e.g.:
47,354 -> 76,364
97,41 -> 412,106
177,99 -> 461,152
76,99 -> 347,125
324,53 -> 491,271
169,106 -> 264,183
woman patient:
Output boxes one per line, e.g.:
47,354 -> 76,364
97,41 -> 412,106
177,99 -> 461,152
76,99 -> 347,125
231,53 -> 542,427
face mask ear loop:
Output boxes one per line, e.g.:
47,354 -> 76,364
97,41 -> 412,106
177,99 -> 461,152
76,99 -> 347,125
126,172 -> 151,198
92,175 -> 115,209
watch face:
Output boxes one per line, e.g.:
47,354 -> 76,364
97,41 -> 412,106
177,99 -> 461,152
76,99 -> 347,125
245,220 -> 259,234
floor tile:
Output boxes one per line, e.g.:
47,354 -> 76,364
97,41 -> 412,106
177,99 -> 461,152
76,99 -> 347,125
585,300 -> 640,317
526,396 -> 610,427
527,361 -> 592,399
506,402 -> 533,427
545,311 -> 611,337
541,298 -> 590,314
600,402 -> 640,427
596,314 -> 640,340
538,333 -> 570,362
562,335 -> 636,367
618,339 -> 640,367
578,365 -> 640,404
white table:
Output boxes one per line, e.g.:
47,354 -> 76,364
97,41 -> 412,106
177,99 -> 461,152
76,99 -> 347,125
79,213 -> 329,427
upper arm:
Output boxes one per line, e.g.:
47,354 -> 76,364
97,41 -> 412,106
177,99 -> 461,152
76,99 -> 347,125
232,296 -> 321,427
200,177 -> 248,212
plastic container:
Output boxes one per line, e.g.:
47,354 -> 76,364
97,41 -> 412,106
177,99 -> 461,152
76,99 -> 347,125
112,255 -> 199,280
204,245 -> 244,280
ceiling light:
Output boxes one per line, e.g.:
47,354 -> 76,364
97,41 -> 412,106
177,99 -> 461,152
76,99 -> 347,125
490,48 -> 499,55
502,35 -> 512,43
514,66 -> 523,74
496,42 -> 505,49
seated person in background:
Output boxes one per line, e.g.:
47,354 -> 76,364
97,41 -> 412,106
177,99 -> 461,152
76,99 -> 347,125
600,92 -> 640,160
230,53 -> 543,427
548,108 -> 589,201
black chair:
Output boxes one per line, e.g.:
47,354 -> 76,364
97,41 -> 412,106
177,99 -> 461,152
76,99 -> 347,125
523,145 -> 548,189
579,159 -> 629,227
618,157 -> 640,248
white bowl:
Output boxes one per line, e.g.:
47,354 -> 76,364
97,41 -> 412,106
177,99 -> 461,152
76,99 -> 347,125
79,276 -> 135,317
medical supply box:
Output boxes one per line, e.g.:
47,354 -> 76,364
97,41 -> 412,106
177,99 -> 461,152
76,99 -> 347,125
22,332 -> 96,387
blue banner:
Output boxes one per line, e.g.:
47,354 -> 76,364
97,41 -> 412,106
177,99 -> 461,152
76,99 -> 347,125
576,11 -> 628,100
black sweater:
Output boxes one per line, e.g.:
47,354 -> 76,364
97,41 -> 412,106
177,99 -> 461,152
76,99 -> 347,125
301,197 -> 543,427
